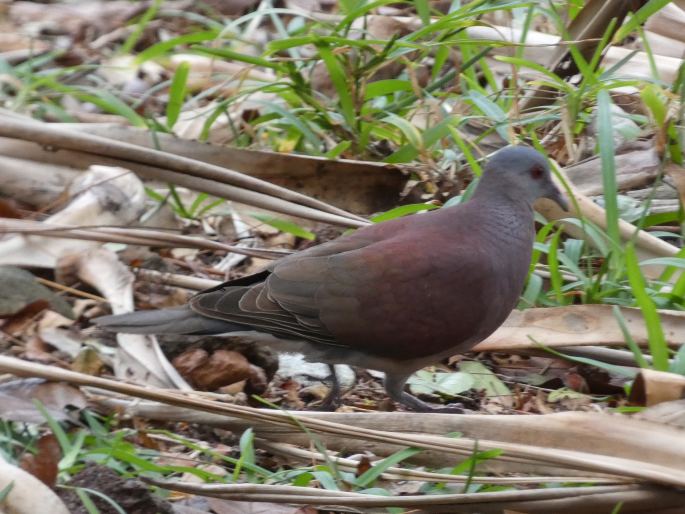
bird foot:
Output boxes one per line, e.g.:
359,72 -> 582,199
311,390 -> 342,411
309,364 -> 342,411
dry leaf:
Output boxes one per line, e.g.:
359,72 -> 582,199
630,369 -> 685,407
0,165 -> 146,268
71,347 -> 105,376
19,433 -> 61,488
0,267 -> 72,318
174,349 -> 251,391
0,378 -> 86,423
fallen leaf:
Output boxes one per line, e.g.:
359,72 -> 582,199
0,378 -> 86,423
408,369 -> 474,397
71,347 -> 105,376
174,349 -> 252,390
19,433 -> 61,488
0,267 -> 73,319
460,361 -> 513,408
354,455 -> 372,477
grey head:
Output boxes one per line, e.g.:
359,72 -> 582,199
476,146 -> 568,211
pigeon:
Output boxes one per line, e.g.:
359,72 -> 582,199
95,146 -> 568,411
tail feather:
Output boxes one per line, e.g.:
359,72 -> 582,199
94,306 -> 245,335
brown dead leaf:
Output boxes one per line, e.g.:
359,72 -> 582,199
2,300 -> 50,337
19,433 -> 61,488
172,348 -> 209,376
562,370 -> 589,394
76,124 -> 405,214
354,454 -> 372,477
173,349 -> 252,390
132,418 -> 162,450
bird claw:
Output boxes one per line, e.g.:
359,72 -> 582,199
310,364 -> 342,411
311,393 -> 342,411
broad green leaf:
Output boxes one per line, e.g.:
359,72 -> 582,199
408,370 -> 475,397
547,388 -> 590,403
324,140 -> 351,159
381,112 -> 423,149
466,90 -> 508,140
459,361 -> 511,398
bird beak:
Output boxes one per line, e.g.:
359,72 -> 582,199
544,185 -> 569,212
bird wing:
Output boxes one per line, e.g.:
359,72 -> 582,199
189,207 -> 500,360
189,230 -> 382,347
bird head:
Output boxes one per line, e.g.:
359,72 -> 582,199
480,146 -> 569,211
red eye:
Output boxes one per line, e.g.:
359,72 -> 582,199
530,166 -> 544,179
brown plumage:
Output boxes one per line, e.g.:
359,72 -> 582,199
95,146 -> 568,411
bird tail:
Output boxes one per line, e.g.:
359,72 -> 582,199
93,306 -> 245,335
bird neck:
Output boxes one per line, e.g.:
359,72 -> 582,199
467,179 -> 535,245
470,176 -> 533,213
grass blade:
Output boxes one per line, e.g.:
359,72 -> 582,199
596,89 -> 621,258
624,244 -> 669,371
166,61 -> 189,129
612,306 -> 650,369
317,43 -> 356,129
120,0 -> 162,55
